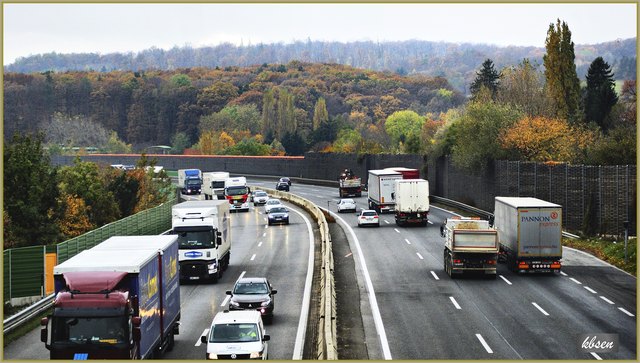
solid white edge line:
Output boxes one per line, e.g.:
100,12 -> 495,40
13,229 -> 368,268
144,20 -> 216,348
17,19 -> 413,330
583,286 -> 597,294
430,271 -> 439,280
475,334 -> 494,354
618,307 -> 635,317
570,277 -> 582,285
416,252 -> 424,260
289,207 -> 315,360
449,296 -> 461,310
532,302 -> 550,316
332,211 -> 393,360
499,275 -> 512,285
599,296 -> 615,305
195,328 -> 209,346
591,352 -> 603,360
405,239 -> 411,245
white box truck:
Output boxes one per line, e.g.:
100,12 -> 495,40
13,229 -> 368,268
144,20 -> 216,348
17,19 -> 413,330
203,171 -> 230,200
394,178 -> 430,226
494,197 -> 563,273
441,217 -> 498,278
367,169 -> 403,213
171,200 -> 231,282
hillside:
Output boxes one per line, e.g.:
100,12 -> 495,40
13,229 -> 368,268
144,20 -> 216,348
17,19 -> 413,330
3,61 -> 465,150
5,38 -> 636,93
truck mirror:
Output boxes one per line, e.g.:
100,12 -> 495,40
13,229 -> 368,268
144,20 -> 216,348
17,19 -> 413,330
40,317 -> 49,344
440,224 -> 445,238
40,317 -> 48,326
132,316 -> 142,328
216,231 -> 223,246
201,335 -> 208,344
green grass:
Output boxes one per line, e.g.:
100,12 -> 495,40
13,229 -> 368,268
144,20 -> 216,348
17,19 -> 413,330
563,236 -> 637,276
165,170 -> 178,178
3,309 -> 51,347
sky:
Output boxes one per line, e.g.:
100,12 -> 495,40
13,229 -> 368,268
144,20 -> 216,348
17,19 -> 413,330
3,2 -> 638,65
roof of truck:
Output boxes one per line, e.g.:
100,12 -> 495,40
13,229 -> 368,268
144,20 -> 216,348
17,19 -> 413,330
91,235 -> 177,251
495,197 -> 561,208
54,249 -> 157,274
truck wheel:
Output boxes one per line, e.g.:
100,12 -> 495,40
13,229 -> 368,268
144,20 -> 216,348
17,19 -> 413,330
167,333 -> 175,351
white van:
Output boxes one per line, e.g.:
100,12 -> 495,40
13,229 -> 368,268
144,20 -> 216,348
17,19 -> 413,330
201,310 -> 270,360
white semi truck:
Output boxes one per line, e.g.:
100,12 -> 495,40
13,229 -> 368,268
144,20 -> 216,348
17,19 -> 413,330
394,178 -> 429,226
367,169 -> 403,213
203,171 -> 230,200
441,217 -> 498,278
494,197 -> 563,273
171,200 -> 231,282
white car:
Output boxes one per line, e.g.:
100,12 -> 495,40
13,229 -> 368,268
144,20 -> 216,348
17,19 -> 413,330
264,199 -> 284,214
357,209 -> 380,227
253,190 -> 269,206
337,199 -> 357,213
201,310 -> 269,360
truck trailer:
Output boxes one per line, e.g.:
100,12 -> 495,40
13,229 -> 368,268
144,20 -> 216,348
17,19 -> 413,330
178,169 -> 203,195
384,167 -> 420,179
171,200 -> 231,282
203,171 -> 230,200
441,217 -> 498,278
494,197 -> 563,273
367,169 -> 403,213
40,235 -> 180,359
394,178 -> 429,226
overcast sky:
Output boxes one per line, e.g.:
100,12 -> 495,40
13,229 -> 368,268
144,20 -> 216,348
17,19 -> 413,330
3,2 -> 637,65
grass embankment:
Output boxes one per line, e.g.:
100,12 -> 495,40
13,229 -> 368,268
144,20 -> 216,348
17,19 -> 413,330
563,237 -> 637,276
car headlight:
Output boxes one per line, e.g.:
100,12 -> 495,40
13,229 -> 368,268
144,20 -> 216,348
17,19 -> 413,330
250,351 -> 263,359
207,353 -> 218,359
260,299 -> 271,307
230,300 -> 240,307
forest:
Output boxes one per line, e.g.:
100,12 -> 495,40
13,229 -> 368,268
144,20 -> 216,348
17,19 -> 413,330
5,38 -> 636,93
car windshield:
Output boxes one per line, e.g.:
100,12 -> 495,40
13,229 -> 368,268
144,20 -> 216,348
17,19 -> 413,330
269,207 -> 287,214
341,199 -> 354,204
255,192 -> 267,197
266,200 -> 281,205
210,323 -> 259,343
234,282 -> 269,294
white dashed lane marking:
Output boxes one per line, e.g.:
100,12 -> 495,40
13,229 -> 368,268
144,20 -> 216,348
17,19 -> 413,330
476,334 -> 493,354
416,253 -> 424,260
532,302 -> 549,316
584,286 -> 597,294
599,296 -> 615,305
449,297 -> 461,310
430,271 -> 439,280
499,275 -> 512,285
570,277 -> 582,285
618,308 -> 635,317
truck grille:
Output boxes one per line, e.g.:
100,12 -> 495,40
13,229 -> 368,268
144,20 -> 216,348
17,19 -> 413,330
180,263 -> 207,278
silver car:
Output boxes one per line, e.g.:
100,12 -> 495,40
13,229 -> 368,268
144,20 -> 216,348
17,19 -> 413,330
253,190 -> 269,206
337,198 -> 357,213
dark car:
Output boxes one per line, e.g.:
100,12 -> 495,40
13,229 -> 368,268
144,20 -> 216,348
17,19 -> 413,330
226,277 -> 278,323
267,206 -> 289,225
275,181 -> 290,191
279,177 -> 291,186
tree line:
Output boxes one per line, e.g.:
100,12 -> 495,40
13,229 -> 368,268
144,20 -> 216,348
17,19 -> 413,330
5,38 -> 636,94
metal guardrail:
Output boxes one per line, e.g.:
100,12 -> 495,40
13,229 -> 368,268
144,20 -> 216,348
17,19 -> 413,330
3,294 -> 54,335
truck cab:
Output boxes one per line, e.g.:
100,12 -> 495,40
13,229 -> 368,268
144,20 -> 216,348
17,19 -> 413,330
224,177 -> 250,212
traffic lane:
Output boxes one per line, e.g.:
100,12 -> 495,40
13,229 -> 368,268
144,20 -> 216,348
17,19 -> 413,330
165,201 -> 312,360
350,222 -> 520,359
404,221 -> 636,359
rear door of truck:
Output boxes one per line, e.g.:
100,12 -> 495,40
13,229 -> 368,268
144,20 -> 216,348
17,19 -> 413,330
518,208 -> 562,257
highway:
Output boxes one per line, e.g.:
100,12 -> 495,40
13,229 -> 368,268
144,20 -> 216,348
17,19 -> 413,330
3,195 -> 315,360
4,178 -> 636,360
248,179 -> 637,360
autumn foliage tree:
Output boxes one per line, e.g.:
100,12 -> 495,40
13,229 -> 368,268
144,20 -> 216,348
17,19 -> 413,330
499,116 -> 594,163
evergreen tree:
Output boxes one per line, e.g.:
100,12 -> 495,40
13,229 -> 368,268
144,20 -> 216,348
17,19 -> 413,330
469,59 -> 500,99
543,19 -> 582,123
584,57 -> 618,130
3,132 -> 60,247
